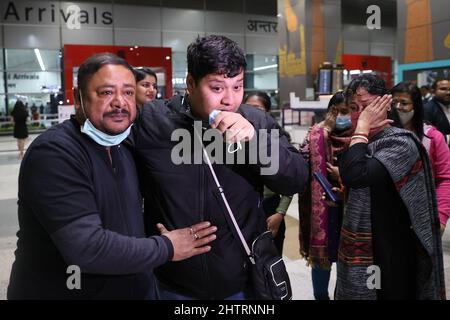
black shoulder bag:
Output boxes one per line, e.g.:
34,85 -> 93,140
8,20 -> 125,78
194,128 -> 292,300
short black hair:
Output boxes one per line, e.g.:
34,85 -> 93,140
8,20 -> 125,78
133,67 -> 157,83
420,85 -> 430,90
77,53 -> 134,98
244,91 -> 271,111
345,74 -> 388,100
431,78 -> 449,90
187,35 -> 247,83
390,81 -> 425,140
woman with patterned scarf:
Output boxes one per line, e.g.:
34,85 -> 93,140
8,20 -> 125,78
335,74 -> 445,300
299,91 -> 357,300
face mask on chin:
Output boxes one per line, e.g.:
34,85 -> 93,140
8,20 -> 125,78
81,118 -> 132,147
78,94 -> 132,147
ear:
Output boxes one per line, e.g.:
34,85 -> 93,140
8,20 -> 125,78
186,74 -> 195,93
73,87 -> 81,111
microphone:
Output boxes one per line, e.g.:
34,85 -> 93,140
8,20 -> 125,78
208,109 -> 221,126
208,109 -> 241,154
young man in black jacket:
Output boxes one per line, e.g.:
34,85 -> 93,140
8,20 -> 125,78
131,35 -> 309,299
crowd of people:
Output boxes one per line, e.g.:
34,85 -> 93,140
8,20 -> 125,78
6,34 -> 449,300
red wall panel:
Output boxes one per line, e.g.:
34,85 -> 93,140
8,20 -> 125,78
64,44 -> 172,104
342,54 -> 392,88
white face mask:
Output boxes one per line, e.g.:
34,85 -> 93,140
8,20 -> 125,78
398,109 -> 415,126
79,93 -> 132,146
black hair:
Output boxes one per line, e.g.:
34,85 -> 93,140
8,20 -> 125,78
431,78 -> 449,90
77,52 -> 134,99
327,91 -> 346,112
187,35 -> 247,83
11,99 -> 28,118
13,99 -> 26,110
345,74 -> 388,101
420,85 -> 430,90
133,67 -> 157,83
244,91 -> 271,112
390,81 -> 425,140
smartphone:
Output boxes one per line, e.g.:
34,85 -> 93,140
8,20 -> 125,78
313,171 -> 342,203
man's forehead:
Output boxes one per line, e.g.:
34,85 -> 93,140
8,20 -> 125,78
90,65 -> 135,86
206,72 -> 244,81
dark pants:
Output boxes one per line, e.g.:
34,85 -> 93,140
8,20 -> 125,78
262,194 -> 286,255
157,281 -> 245,300
311,266 -> 331,300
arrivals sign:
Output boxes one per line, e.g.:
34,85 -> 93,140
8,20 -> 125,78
2,1 -> 113,27
6,72 -> 60,94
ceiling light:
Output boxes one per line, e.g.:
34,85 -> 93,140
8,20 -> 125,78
34,48 -> 46,71
253,64 -> 277,71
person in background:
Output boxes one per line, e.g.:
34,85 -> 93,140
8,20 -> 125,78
134,67 -> 158,108
391,81 -> 450,235
336,74 -> 445,300
298,91 -> 356,300
10,100 -> 29,159
424,79 -> 450,144
244,91 -> 293,255
420,85 -> 432,104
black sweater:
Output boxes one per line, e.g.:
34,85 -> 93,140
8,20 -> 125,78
8,118 -> 173,299
339,142 -> 417,299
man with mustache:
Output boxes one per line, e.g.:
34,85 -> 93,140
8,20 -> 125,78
424,79 -> 450,145
7,53 -> 216,299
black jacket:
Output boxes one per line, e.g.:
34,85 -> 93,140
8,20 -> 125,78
131,96 -> 309,299
424,97 -> 450,139
8,118 -> 173,299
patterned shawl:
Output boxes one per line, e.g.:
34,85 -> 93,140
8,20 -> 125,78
336,127 -> 446,300
299,125 -> 341,268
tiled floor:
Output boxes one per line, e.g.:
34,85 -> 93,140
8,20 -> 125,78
0,129 -> 449,300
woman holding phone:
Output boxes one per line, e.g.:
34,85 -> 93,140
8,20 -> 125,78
298,90 -> 356,300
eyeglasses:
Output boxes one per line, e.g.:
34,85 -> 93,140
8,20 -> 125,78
392,100 -> 413,110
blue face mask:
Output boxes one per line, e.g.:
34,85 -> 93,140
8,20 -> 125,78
335,115 -> 352,131
79,94 -> 132,147
81,119 -> 132,147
